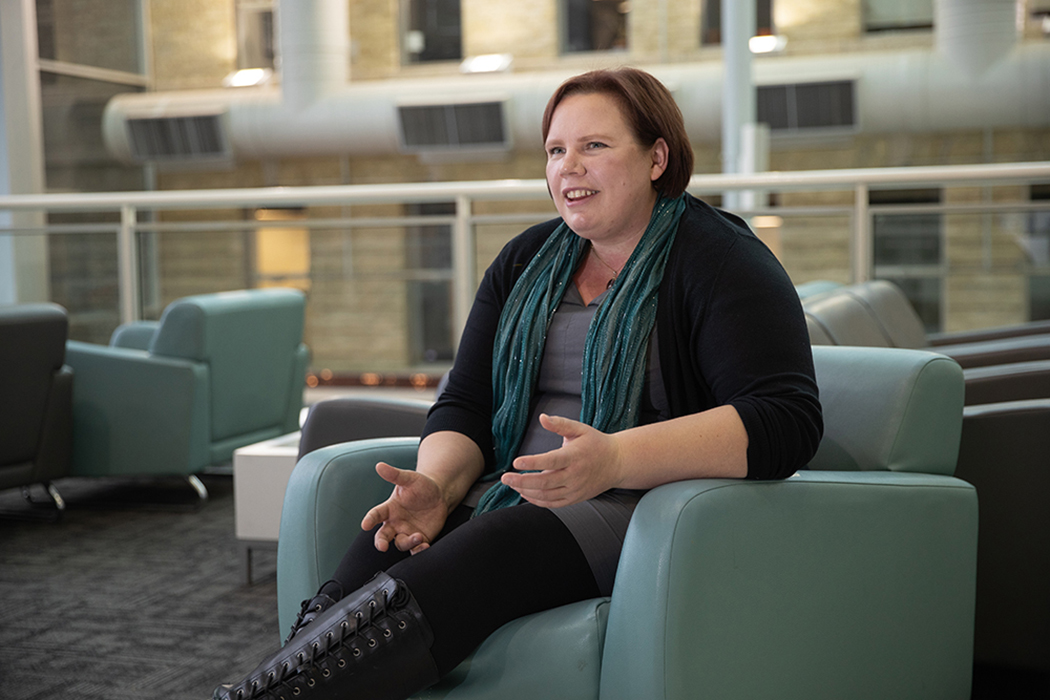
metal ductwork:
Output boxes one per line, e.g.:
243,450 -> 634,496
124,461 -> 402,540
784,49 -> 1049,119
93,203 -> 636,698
102,0 -> 1050,164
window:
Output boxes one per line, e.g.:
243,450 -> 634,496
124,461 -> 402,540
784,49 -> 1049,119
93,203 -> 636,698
863,0 -> 933,33
701,0 -> 774,46
252,209 -> 311,293
236,1 -> 275,70
872,188 -> 943,332
404,0 -> 462,63
406,203 -> 454,363
1027,184 -> 1050,320
757,81 -> 855,133
563,0 -> 627,53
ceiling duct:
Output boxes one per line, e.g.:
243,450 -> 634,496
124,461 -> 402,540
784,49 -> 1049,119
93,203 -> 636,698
101,0 -> 1050,165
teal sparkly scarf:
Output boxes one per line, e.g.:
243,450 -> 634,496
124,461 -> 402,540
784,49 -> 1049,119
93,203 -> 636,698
474,194 -> 687,516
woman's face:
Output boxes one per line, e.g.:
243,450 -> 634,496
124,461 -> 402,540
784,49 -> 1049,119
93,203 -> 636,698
544,91 -> 668,246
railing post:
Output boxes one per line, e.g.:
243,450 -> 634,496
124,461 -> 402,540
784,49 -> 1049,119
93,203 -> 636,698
451,194 -> 475,351
118,204 -> 140,325
853,183 -> 872,283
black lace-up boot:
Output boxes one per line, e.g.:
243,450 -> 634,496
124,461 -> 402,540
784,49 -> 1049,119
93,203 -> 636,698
212,572 -> 438,700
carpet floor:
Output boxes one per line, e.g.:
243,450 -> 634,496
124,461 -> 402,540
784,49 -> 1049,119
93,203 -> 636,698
0,475 -> 282,700
1,473 -> 1047,700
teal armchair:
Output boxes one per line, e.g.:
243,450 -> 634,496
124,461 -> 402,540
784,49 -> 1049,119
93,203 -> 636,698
65,288 -> 309,499
276,345 -> 977,700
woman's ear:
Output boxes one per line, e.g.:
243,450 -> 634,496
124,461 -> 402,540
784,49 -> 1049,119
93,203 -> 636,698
650,138 -> 670,183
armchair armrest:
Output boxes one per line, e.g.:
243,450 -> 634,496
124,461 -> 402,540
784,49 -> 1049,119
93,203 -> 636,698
109,320 -> 160,350
277,437 -> 420,636
65,340 -> 210,477
928,319 -> 1050,346
934,333 -> 1050,369
600,472 -> 978,700
963,359 -> 1050,405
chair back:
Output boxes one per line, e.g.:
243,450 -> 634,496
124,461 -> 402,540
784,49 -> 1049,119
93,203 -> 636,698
0,304 -> 69,470
150,289 -> 306,449
803,291 -> 893,347
807,345 -> 963,475
845,280 -> 928,349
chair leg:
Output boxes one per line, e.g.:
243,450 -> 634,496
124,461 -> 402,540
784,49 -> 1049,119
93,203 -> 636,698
188,474 -> 209,504
0,481 -> 66,521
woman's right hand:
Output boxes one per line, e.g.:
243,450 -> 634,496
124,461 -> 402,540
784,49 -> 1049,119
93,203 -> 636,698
360,462 -> 450,555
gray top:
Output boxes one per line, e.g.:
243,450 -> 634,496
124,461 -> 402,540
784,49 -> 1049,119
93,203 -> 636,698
464,284 -> 668,594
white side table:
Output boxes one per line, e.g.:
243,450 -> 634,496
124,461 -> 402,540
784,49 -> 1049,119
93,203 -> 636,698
233,431 -> 301,584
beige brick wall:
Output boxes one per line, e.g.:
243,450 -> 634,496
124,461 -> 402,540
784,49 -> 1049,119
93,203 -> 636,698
462,0 -> 558,62
150,0 -> 237,90
136,2 -> 1050,370
351,0 -> 400,79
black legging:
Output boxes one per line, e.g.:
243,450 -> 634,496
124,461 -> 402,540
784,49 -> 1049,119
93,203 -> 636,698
326,503 -> 602,677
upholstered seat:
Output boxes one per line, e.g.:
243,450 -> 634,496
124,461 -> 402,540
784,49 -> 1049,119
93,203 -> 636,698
276,345 -> 977,700
65,288 -> 309,499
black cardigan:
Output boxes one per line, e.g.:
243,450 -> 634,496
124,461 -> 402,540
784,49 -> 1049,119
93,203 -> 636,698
423,194 -> 823,481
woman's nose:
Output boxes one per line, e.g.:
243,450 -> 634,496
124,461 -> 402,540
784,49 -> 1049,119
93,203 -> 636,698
560,150 -> 583,175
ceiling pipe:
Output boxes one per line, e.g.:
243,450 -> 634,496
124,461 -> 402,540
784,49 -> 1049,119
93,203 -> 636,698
101,0 -> 1049,164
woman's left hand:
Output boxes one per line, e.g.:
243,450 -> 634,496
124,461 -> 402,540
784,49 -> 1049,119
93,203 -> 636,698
500,413 -> 625,508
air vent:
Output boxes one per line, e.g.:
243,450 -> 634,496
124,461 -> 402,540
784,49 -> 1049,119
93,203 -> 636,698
758,81 -> 855,133
125,114 -> 230,161
398,102 -> 507,151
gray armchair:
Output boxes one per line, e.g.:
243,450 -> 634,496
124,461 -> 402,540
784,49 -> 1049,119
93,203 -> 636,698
804,280 -> 1050,370
275,345 -> 977,700
0,303 -> 73,515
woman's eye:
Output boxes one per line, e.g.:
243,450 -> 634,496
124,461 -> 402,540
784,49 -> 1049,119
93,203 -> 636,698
587,142 -> 607,150
547,147 -> 564,156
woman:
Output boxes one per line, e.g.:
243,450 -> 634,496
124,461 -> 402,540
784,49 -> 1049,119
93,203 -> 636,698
215,67 -> 822,700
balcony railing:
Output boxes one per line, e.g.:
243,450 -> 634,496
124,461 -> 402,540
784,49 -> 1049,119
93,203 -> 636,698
2,161 -> 1049,375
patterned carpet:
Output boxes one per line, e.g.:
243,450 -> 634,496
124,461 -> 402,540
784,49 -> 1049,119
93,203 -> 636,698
0,475 -> 283,700
1,473 -> 1047,700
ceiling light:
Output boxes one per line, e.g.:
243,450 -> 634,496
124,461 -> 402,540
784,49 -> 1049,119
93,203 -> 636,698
751,215 -> 784,228
460,54 -> 513,74
749,35 -> 787,54
222,68 -> 273,88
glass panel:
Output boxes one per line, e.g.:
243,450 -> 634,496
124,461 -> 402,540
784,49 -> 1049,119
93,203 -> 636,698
872,189 -> 942,266
406,203 -> 454,364
872,189 -> 942,330
1030,275 -> 1050,321
37,0 -> 142,74
1028,185 -> 1050,320
40,74 -> 147,193
47,215 -> 122,344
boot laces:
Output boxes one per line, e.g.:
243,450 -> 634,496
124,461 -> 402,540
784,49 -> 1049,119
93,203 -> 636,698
240,581 -> 407,700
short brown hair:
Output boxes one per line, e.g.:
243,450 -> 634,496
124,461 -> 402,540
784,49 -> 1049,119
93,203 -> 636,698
541,67 -> 694,198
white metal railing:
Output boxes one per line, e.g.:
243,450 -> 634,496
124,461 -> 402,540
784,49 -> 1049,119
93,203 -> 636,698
2,160 -> 1049,353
